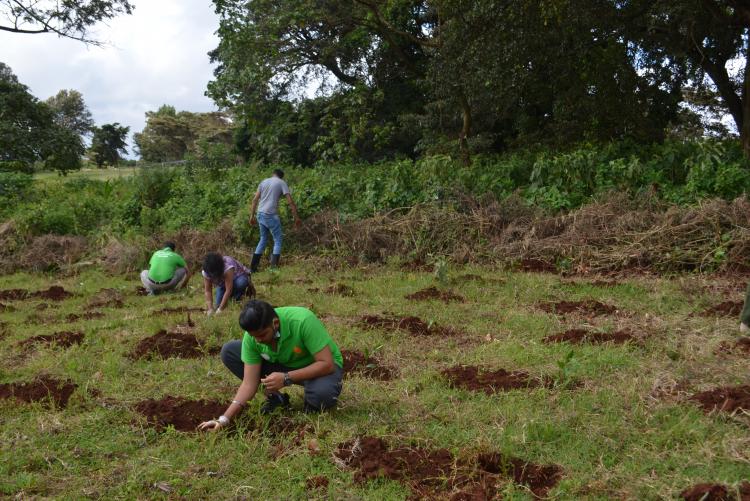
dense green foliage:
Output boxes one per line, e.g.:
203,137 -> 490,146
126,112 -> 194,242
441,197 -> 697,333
6,140 -> 749,238
89,123 -> 130,168
206,0 -> 749,165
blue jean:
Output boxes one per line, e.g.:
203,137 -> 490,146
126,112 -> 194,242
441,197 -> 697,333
254,212 -> 283,255
215,273 -> 249,307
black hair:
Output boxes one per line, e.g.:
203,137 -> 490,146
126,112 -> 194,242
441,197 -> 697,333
273,168 -> 285,179
163,241 -> 176,251
239,299 -> 278,332
202,252 -> 224,279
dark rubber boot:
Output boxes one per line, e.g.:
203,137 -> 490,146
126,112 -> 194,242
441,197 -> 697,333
250,253 -> 262,273
270,254 -> 280,268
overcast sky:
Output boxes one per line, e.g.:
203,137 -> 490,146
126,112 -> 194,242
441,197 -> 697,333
0,0 -> 220,157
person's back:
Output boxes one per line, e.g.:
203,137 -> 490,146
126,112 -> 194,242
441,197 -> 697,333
257,176 -> 290,215
149,248 -> 186,282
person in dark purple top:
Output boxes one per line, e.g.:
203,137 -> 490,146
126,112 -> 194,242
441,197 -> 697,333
202,253 -> 253,316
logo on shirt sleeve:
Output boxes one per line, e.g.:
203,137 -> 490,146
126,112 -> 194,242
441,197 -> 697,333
261,353 -> 271,361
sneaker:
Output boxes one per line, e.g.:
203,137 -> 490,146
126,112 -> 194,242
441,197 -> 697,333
260,393 -> 290,415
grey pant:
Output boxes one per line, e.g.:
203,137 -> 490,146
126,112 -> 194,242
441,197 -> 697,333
220,340 -> 343,411
140,268 -> 187,293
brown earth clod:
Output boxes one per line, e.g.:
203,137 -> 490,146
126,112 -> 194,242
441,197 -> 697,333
690,385 -> 750,414
334,436 -> 563,499
405,286 -> 465,303
0,286 -> 73,302
442,365 -> 553,394
717,337 -> 750,355
66,311 -> 105,321
134,396 -> 226,432
19,331 -> 84,349
679,481 -> 750,501
0,375 -> 77,408
543,328 -> 636,345
359,314 -> 461,337
306,476 -> 329,490
698,301 -> 744,318
538,300 -> 618,317
128,329 -> 219,360
342,349 -> 395,381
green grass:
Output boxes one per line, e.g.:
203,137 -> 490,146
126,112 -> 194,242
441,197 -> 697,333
33,167 -> 138,182
0,264 -> 749,499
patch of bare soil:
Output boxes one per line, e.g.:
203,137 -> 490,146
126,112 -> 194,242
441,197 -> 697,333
699,301 -> 744,317
405,287 -> 465,303
128,329 -> 219,360
359,314 -> 461,337
442,365 -> 553,394
538,300 -> 618,317
690,385 -> 750,414
680,482 -> 750,501
133,286 -> 149,296
66,311 -> 105,321
19,331 -> 84,349
0,286 -> 73,302
717,337 -> 750,356
543,329 -> 635,345
0,375 -> 77,408
519,258 -> 557,273
342,349 -> 395,381
88,288 -> 124,308
306,476 -> 329,490
334,436 -> 562,499
134,396 -> 226,432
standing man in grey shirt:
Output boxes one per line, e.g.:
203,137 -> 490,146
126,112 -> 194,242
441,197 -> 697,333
249,169 -> 301,272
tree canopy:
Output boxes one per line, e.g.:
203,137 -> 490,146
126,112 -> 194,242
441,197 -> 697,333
0,0 -> 133,44
90,123 -> 129,168
207,0 -> 747,164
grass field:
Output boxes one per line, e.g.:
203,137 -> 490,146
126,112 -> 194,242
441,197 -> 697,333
1,264 -> 749,499
33,167 -> 138,182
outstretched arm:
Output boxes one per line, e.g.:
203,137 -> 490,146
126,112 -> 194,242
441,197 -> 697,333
249,190 -> 261,225
198,363 -> 261,431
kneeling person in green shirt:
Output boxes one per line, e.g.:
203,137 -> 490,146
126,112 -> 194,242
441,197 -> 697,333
198,300 -> 344,431
140,242 -> 190,295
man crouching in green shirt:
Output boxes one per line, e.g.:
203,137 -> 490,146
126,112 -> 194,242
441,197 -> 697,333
198,300 -> 343,431
140,242 -> 190,295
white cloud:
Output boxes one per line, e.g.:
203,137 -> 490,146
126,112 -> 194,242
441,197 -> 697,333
0,0 -> 220,157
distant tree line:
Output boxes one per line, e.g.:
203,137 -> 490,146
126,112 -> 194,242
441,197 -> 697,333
197,0 -> 750,165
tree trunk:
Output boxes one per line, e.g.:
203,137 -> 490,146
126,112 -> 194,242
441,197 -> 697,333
458,93 -> 472,166
742,39 -> 750,158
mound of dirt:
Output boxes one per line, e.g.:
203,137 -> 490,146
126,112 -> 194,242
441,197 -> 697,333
88,288 -> 124,309
341,349 -> 394,381
19,331 -> 84,349
538,300 -> 617,317
477,452 -> 564,498
0,286 -> 73,302
66,311 -> 105,321
405,287 -> 465,303
543,329 -> 635,345
134,286 -> 149,296
0,375 -> 77,408
334,436 -> 563,499
359,314 -> 461,337
690,385 -> 750,414
134,396 -> 226,432
442,365 -> 553,394
699,301 -> 744,317
719,337 -> 750,355
128,330 -> 219,360
680,482 -> 750,501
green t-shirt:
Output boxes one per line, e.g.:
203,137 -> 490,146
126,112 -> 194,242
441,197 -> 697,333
241,307 -> 343,369
147,248 -> 187,282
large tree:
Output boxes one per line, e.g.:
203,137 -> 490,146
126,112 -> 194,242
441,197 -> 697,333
133,105 -> 233,162
45,89 -> 94,137
90,123 -> 129,168
0,63 -> 83,174
0,0 -> 133,44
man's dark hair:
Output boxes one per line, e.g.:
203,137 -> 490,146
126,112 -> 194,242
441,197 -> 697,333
239,300 -> 278,332
273,168 -> 285,179
163,241 -> 176,251
203,252 -> 224,279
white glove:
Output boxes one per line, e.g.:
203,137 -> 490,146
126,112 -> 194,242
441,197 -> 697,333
215,308 -> 222,315
205,308 -> 214,317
